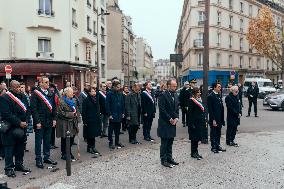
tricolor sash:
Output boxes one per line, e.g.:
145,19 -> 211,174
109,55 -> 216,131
191,97 -> 205,112
99,91 -> 106,99
143,91 -> 154,103
6,92 -> 27,112
34,90 -> 53,112
72,106 -> 77,113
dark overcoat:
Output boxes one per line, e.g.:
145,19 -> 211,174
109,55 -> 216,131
105,90 -> 125,123
186,98 -> 205,141
179,87 -> 192,107
30,88 -> 57,128
82,95 -> 101,138
157,90 -> 179,139
0,92 -> 29,146
247,85 -> 259,101
207,92 -> 225,127
225,92 -> 241,127
125,92 -> 141,126
56,98 -> 80,138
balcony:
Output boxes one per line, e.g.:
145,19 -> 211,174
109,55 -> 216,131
36,52 -> 54,59
93,7 -> 98,14
229,25 -> 233,29
72,21 -> 78,28
27,9 -> 60,31
193,39 -> 203,48
198,1 -> 205,6
198,21 -> 205,26
37,9 -> 55,17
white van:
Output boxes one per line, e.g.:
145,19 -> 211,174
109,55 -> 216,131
243,78 -> 276,98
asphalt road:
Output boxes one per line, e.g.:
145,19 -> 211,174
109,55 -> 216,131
0,98 -> 283,188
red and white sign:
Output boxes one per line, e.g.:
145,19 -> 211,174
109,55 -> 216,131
5,65 -> 12,74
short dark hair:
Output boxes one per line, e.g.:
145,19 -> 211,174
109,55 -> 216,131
112,81 -> 120,88
167,79 -> 174,86
192,87 -> 200,96
212,82 -> 221,89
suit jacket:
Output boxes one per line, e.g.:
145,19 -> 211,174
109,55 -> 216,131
31,88 -> 57,128
247,85 -> 259,101
98,90 -> 107,115
225,92 -> 241,127
0,92 -> 29,145
157,90 -> 179,138
141,90 -> 156,116
78,90 -> 88,113
179,87 -> 192,107
207,92 -> 225,127
125,92 -> 141,126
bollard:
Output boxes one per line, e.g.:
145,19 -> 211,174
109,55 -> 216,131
66,130 -> 71,176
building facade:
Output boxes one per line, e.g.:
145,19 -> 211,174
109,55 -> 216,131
106,0 -> 137,85
176,0 -> 283,86
0,0 -> 108,90
136,37 -> 154,81
154,59 -> 171,82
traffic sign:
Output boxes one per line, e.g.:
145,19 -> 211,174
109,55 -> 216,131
4,65 -> 12,74
6,73 -> 11,79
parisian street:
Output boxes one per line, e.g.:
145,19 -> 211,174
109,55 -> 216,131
0,98 -> 283,189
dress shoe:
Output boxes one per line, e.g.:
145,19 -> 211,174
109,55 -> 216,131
72,142 -> 77,145
50,145 -> 58,149
119,131 -> 124,134
168,159 -> 179,165
109,144 -> 115,149
5,169 -> 16,178
130,140 -> 136,144
231,142 -> 239,147
183,124 -> 186,127
115,143 -> 125,149
191,153 -> 202,160
201,139 -> 208,144
15,165 -> 31,172
149,137 -> 155,141
61,154 -> 66,160
218,146 -> 226,152
100,134 -> 108,138
246,115 -> 250,117
144,138 -> 151,141
255,115 -> 259,117
44,158 -> 57,165
92,148 -> 100,155
135,140 -> 141,144
161,161 -> 174,168
36,161 -> 44,169
211,149 -> 219,153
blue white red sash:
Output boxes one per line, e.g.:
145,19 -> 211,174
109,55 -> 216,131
99,91 -> 106,99
6,92 -> 27,112
72,105 -> 77,113
143,90 -> 154,103
34,89 -> 53,112
191,97 -> 205,112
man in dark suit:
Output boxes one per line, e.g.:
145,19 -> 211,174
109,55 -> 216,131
31,77 -> 57,168
141,81 -> 156,141
0,80 -> 31,177
246,81 -> 259,117
178,81 -> 190,127
105,81 -> 125,149
125,83 -> 141,144
157,79 -> 179,168
99,83 -> 108,138
207,83 -> 226,153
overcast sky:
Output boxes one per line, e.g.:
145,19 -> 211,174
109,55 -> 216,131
119,0 -> 184,61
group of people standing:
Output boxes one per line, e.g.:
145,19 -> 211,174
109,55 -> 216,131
0,77 -> 158,178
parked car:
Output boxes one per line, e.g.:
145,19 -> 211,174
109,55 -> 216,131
263,89 -> 284,110
243,78 -> 276,98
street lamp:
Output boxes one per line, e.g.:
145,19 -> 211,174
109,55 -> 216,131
96,11 -> 110,87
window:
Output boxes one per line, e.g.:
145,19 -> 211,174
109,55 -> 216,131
93,0 -> 97,12
216,53 -> 221,67
229,16 -> 233,28
229,0 -> 233,9
240,19 -> 244,32
101,27 -> 105,42
217,12 -> 221,25
257,58 -> 260,69
198,11 -> 205,25
229,35 -> 233,48
217,32 -> 221,46
75,43 -> 79,61
267,60 -> 269,70
38,38 -> 51,52
93,21 -> 97,36
39,0 -> 53,16
197,53 -> 203,66
229,55 -> 233,68
249,57 -> 252,68
72,9 -> 77,27
277,17 -> 281,27
240,2 -> 243,13
240,56 -> 243,68
87,16 -> 91,33
101,8 -> 105,24
194,32 -> 204,47
249,5 -> 253,16
101,64 -> 106,78
101,45 -> 105,60
87,0 -> 91,8
240,38 -> 243,50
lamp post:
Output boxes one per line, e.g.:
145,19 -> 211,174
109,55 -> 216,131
96,11 -> 110,87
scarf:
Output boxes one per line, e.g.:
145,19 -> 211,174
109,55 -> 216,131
63,96 -> 76,112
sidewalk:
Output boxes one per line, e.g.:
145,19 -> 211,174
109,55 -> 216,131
20,131 -> 284,189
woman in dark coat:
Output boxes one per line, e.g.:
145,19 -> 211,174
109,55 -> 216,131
225,85 -> 241,147
82,87 -> 101,155
187,87 -> 205,160
56,87 -> 80,160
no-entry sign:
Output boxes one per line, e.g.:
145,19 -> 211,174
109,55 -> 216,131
4,65 -> 12,74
